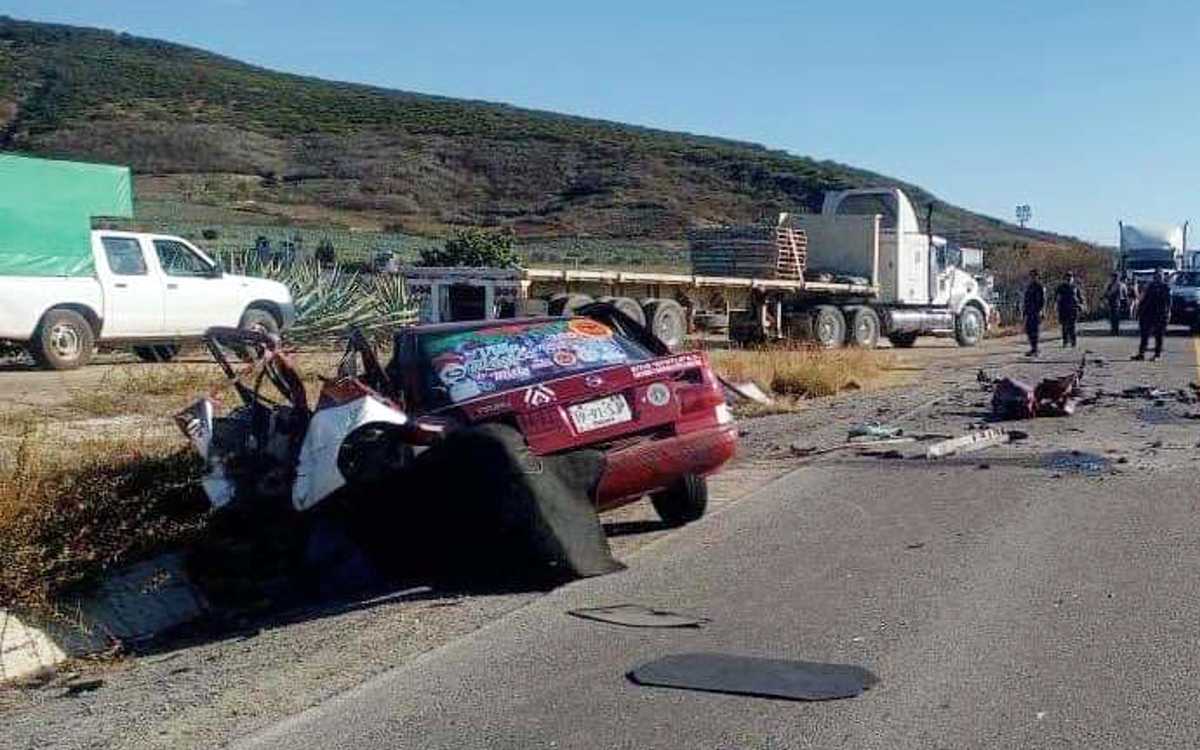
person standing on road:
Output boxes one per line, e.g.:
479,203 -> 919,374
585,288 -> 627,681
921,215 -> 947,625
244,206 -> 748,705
1132,269 -> 1171,361
1103,272 -> 1128,335
1023,269 -> 1046,357
1054,271 -> 1085,348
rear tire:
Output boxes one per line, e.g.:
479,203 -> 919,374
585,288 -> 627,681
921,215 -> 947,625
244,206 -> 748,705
887,332 -> 919,348
240,307 -> 280,337
643,298 -> 687,351
846,307 -> 881,348
133,344 -> 180,363
32,309 -> 95,370
650,474 -> 708,527
548,293 -> 594,316
596,296 -> 647,327
811,305 -> 846,348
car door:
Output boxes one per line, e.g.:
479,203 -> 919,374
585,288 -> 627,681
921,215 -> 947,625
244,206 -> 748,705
152,238 -> 237,334
95,235 -> 166,337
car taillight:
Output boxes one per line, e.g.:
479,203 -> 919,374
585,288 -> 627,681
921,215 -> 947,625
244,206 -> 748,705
677,374 -> 725,415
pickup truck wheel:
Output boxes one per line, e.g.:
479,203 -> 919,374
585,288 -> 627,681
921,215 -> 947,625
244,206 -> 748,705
887,332 -> 919,348
846,307 -> 881,348
133,345 -> 180,363
811,305 -> 846,348
955,305 -> 985,347
548,293 -> 594,317
651,474 -> 708,527
643,299 -> 687,351
33,309 -> 95,370
240,308 -> 280,337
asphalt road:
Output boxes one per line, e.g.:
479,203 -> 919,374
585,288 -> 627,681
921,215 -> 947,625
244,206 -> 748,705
237,324 -> 1200,750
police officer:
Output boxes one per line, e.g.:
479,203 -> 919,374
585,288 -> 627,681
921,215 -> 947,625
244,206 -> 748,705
1054,271 -> 1085,348
1132,269 -> 1171,361
1023,269 -> 1046,357
1102,272 -> 1127,335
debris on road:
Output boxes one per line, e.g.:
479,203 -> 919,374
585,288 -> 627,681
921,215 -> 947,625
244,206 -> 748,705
568,604 -> 708,628
790,436 -> 916,458
926,429 -> 1010,459
722,379 -> 774,406
628,653 -> 878,702
989,356 -> 1085,420
848,423 -> 903,441
991,377 -> 1037,420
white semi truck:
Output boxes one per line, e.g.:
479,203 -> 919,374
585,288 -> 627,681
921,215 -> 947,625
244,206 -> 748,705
1118,222 -> 1186,280
401,187 -> 993,350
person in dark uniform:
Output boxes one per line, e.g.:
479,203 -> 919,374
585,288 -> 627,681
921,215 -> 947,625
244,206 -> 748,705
1053,271 -> 1085,348
1102,272 -> 1128,335
1132,269 -> 1171,361
1023,269 -> 1046,357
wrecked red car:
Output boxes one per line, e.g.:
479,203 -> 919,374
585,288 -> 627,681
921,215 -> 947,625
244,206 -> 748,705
383,309 -> 738,525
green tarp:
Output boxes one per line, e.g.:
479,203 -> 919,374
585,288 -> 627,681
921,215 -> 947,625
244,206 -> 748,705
0,153 -> 134,277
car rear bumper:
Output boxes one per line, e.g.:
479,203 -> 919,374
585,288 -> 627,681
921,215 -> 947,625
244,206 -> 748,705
593,424 -> 738,510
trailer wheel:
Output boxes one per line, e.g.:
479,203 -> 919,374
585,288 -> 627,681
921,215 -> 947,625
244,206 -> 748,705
811,305 -> 846,348
597,296 -> 647,326
887,332 -> 919,348
955,305 -> 985,347
643,298 -> 687,351
846,307 -> 880,348
32,309 -> 95,370
548,293 -> 594,316
133,344 -> 180,363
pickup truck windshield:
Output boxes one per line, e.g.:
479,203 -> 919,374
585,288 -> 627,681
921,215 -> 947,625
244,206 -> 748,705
1173,272 -> 1200,286
417,318 -> 653,407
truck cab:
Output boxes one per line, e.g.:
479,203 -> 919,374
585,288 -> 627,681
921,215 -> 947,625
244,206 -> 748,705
821,187 -> 989,345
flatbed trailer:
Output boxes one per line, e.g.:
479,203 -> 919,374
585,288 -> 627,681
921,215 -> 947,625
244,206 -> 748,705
401,188 -> 993,351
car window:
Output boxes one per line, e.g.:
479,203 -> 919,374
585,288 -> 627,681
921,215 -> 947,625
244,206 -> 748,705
154,240 -> 212,277
100,237 -> 148,276
417,318 -> 655,407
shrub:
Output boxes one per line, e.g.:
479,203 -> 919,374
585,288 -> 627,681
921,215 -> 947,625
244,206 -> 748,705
418,228 -> 519,268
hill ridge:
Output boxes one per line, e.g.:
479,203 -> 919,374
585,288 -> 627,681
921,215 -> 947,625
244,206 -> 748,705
0,15 -> 1080,250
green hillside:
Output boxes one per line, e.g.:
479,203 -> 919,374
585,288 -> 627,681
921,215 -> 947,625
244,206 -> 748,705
0,16 -> 1082,253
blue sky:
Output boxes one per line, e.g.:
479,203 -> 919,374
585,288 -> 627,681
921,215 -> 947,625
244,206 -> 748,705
7,1 -> 1200,244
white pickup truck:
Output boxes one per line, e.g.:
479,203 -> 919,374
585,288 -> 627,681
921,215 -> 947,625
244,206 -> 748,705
0,230 -> 295,369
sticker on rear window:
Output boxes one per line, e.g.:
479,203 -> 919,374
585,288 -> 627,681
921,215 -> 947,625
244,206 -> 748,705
422,320 -> 643,403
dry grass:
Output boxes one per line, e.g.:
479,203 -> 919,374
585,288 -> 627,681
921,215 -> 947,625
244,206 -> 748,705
63,364 -> 224,417
709,345 -> 893,413
0,427 -> 208,615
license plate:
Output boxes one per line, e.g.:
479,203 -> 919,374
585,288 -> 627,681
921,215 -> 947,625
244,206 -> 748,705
568,394 -> 632,433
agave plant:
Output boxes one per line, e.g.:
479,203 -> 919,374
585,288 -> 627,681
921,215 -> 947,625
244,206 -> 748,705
220,251 -> 419,345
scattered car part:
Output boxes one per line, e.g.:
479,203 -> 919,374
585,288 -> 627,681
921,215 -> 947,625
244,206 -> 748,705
926,429 -> 1010,459
848,423 -> 903,441
568,604 -> 708,628
991,377 -> 1037,420
722,380 -> 774,406
628,653 -> 878,701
